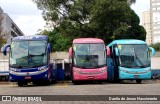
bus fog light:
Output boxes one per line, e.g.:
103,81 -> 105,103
100,69 -> 106,73
146,69 -> 151,72
45,74 -> 48,77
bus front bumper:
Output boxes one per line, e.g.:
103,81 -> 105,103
73,72 -> 107,81
9,71 -> 49,82
119,71 -> 151,80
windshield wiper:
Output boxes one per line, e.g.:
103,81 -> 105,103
90,55 -> 99,67
134,51 -> 145,68
9,64 -> 27,68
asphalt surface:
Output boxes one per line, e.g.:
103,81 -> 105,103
0,80 -> 160,104
0,57 -> 159,104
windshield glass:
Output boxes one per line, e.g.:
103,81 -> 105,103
10,40 -> 47,68
118,44 -> 150,68
73,43 -> 106,68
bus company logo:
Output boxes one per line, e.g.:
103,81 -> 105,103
2,96 -> 11,101
26,72 -> 29,75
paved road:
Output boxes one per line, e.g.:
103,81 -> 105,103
0,80 -> 160,104
0,57 -> 159,104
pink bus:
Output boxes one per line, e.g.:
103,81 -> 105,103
69,38 -> 110,84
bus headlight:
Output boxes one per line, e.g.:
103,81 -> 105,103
10,68 -> 17,71
100,69 -> 106,73
145,69 -> 151,72
120,69 -> 129,73
38,66 -> 47,71
73,69 -> 82,74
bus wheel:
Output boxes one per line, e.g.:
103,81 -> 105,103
18,82 -> 24,87
18,82 -> 27,87
136,79 -> 142,84
72,81 -> 79,85
97,81 -> 102,84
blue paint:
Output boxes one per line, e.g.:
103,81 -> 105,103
107,39 -> 154,82
2,35 -> 57,84
57,69 -> 64,80
118,66 -> 151,79
9,71 -> 48,82
107,39 -> 146,47
3,44 -> 10,56
12,35 -> 48,41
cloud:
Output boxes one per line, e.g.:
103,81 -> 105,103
0,0 -> 46,35
0,0 -> 41,16
131,0 -> 150,24
12,14 -> 46,35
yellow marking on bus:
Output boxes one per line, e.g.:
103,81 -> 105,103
118,45 -> 122,50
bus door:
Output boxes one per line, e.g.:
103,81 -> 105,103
112,44 -> 120,79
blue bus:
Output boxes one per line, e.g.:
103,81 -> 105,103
107,39 -> 155,83
3,35 -> 57,86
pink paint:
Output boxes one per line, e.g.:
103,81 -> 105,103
73,38 -> 104,44
72,66 -> 107,81
106,46 -> 110,56
69,47 -> 72,57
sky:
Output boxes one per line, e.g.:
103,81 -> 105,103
0,0 -> 150,36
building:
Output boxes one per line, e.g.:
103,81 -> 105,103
150,0 -> 160,43
0,7 -> 24,44
142,11 -> 152,45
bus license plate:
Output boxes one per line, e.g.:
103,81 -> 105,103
134,75 -> 139,78
25,76 -> 31,79
88,76 -> 94,79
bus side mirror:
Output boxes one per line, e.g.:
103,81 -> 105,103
69,47 -> 72,57
3,44 -> 10,56
149,47 -> 155,56
115,47 -> 119,56
106,46 -> 110,56
47,43 -> 51,53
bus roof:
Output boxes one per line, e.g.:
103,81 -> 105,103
12,35 -> 48,41
107,39 -> 147,47
73,38 -> 104,44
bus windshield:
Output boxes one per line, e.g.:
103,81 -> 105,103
118,44 -> 150,68
73,43 -> 106,68
10,40 -> 47,68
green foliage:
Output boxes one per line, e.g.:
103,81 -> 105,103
0,36 -> 6,49
38,29 -> 71,51
150,43 -> 160,51
33,0 -> 145,51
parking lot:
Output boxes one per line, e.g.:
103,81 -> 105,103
0,80 -> 160,104
0,56 -> 160,104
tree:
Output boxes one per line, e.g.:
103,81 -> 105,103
150,43 -> 160,51
33,0 -> 145,47
37,29 -> 71,51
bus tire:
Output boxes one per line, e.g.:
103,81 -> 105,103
97,81 -> 102,84
72,81 -> 79,85
18,82 -> 27,87
17,82 -> 24,87
136,79 -> 142,84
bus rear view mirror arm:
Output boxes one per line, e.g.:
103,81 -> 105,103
115,47 -> 119,56
3,44 -> 10,56
106,46 -> 110,56
47,43 -> 51,53
69,47 -> 72,57
149,47 -> 155,56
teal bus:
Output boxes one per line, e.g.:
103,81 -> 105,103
107,39 -> 155,83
